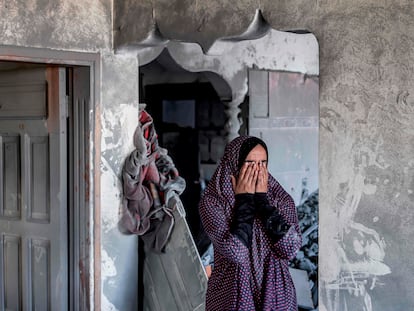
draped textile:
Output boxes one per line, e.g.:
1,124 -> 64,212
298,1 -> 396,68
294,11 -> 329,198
121,110 -> 185,252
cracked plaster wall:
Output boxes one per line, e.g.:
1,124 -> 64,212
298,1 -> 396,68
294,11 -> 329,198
1,0 -> 414,310
100,53 -> 139,311
115,1 -> 414,310
273,2 -> 414,310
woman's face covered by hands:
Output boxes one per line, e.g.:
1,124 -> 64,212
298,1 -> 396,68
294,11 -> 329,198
231,144 -> 268,194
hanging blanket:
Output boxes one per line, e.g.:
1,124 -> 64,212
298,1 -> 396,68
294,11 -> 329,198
121,110 -> 186,253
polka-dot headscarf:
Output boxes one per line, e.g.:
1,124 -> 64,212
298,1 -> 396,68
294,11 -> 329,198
202,135 -> 289,210
237,136 -> 268,170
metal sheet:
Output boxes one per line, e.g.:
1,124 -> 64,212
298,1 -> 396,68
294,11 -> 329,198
141,207 -> 207,311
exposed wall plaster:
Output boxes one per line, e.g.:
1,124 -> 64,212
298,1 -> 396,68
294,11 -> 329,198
320,86 -> 414,309
101,104 -> 138,176
101,157 -> 122,234
135,29 -> 318,141
100,53 -> 140,310
102,249 -> 117,279
101,52 -> 139,176
101,295 -> 119,311
166,29 -> 318,84
101,248 -> 120,311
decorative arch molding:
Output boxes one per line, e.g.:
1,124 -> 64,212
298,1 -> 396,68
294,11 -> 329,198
114,7 -> 273,54
119,10 -> 318,141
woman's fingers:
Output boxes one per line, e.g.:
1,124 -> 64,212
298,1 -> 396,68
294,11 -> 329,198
235,162 -> 258,194
236,162 -> 269,194
256,165 -> 268,192
246,163 -> 258,192
238,161 -> 249,181
249,163 -> 258,184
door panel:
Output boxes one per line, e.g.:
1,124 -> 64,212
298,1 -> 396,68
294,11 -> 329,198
0,67 -> 67,311
142,208 -> 207,311
0,75 -> 47,118
1,134 -> 20,219
69,66 -> 90,311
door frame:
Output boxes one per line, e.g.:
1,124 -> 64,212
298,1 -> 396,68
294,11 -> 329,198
0,45 -> 101,310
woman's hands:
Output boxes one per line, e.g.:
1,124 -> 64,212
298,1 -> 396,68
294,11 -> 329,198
231,162 -> 257,194
231,162 -> 268,194
256,162 -> 268,193
230,162 -> 270,247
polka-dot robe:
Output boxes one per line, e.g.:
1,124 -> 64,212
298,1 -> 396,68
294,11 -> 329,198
199,136 -> 302,311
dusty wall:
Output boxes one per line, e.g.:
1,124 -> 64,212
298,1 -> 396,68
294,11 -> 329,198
1,0 -> 413,310
100,53 -> 139,311
273,3 -> 414,310
0,1 -> 140,310
115,1 -> 414,310
0,0 -> 111,51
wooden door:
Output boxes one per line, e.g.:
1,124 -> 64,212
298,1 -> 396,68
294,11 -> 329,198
0,66 -> 68,310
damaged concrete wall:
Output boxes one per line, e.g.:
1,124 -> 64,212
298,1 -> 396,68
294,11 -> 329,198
115,1 -> 414,310
270,3 -> 414,311
114,0 -> 260,52
1,0 -> 413,310
1,1 -> 140,310
100,53 -> 139,311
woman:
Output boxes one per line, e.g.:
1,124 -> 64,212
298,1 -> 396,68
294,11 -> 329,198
199,135 -> 302,311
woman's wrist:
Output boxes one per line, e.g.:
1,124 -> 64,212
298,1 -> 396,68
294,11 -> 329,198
232,193 -> 255,248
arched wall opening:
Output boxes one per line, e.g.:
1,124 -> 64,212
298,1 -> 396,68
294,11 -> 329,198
129,12 -> 319,310
140,49 -> 232,255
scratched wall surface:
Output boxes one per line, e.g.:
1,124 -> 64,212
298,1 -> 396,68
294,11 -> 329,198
272,3 -> 414,310
295,4 -> 414,311
115,1 -> 414,310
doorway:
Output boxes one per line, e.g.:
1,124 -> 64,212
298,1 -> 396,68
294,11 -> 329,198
140,50 -> 231,257
0,58 -> 93,310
